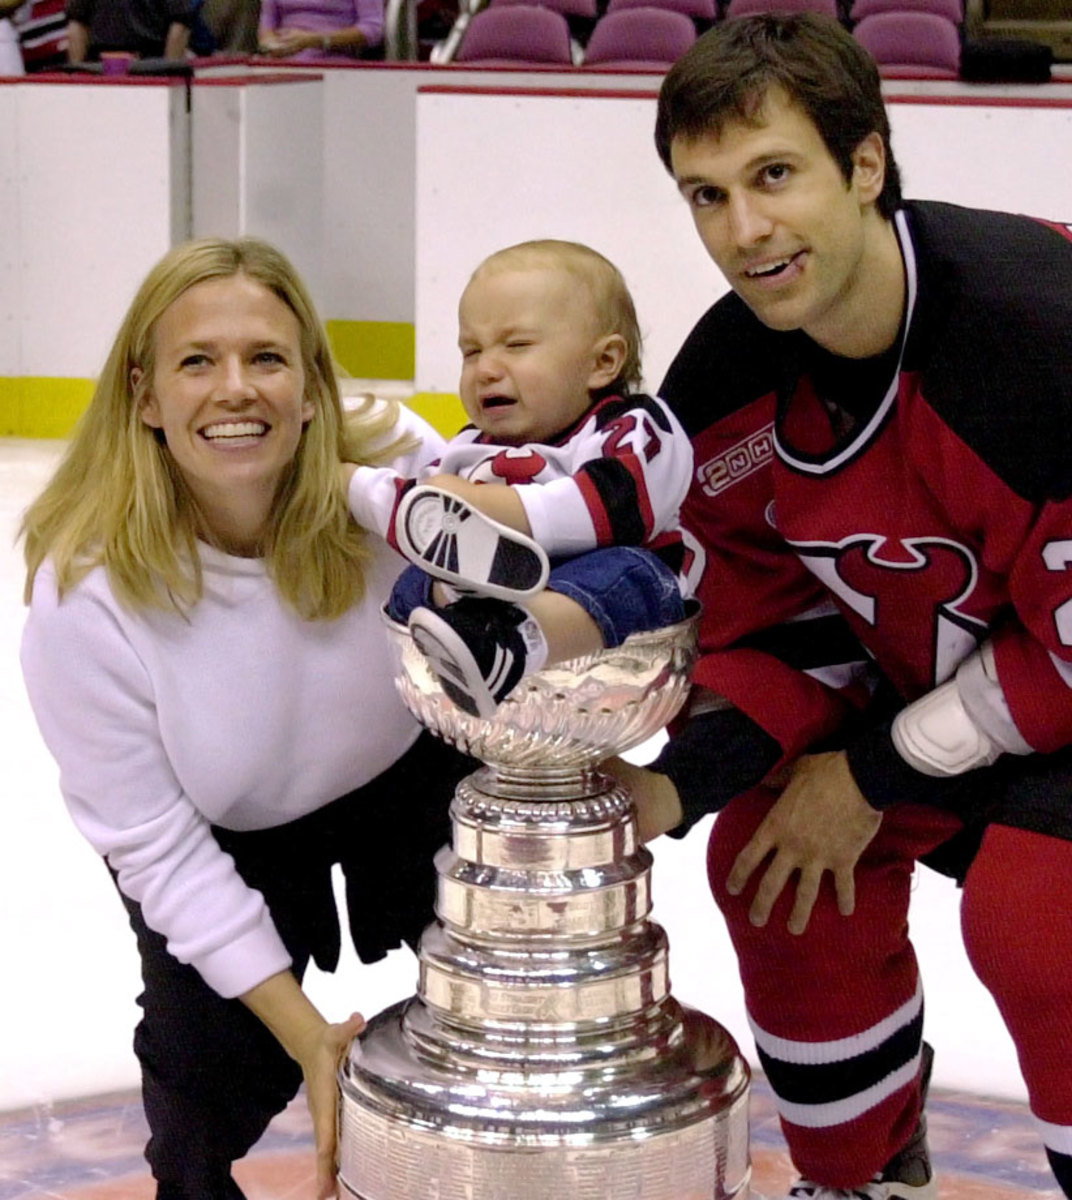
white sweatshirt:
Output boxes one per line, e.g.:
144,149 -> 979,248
20,405 -> 443,999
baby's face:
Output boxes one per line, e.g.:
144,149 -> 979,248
457,265 -> 610,445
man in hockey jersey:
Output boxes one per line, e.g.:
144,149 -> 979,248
613,12 -> 1072,1200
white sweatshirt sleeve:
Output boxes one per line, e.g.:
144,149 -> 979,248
346,401 -> 447,539
20,571 -> 291,999
348,465 -> 406,540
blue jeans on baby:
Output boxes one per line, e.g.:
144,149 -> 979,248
387,546 -> 685,648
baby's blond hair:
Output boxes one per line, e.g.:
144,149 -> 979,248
471,240 -> 643,394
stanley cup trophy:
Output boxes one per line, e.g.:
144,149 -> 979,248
337,610 -> 751,1199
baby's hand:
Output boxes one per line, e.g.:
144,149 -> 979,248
421,472 -> 475,497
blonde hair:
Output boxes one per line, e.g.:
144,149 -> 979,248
471,240 -> 644,394
22,237 -> 408,621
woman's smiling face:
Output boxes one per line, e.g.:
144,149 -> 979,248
137,273 -> 312,551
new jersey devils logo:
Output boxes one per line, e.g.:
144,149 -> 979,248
466,447 -> 548,486
791,534 -> 988,688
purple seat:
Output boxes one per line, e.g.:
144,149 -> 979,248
455,4 -> 575,64
583,7 -> 697,68
725,0 -> 839,18
491,0 -> 599,22
851,0 -> 962,23
853,10 -> 960,76
607,0 -> 718,25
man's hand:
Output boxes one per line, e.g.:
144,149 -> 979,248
602,756 -> 683,842
726,750 -> 882,935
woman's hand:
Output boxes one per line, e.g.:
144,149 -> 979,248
240,972 -> 366,1198
259,27 -> 317,56
299,1012 -> 368,1198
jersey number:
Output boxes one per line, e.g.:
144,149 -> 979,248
602,414 -> 662,462
1043,539 -> 1072,646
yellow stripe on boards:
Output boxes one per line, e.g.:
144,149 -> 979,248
0,378 -> 96,439
327,320 -> 416,382
407,392 -> 467,439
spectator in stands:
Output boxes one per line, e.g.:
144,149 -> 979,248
65,0 -> 194,61
258,0 -> 383,59
199,0 -> 260,52
1,1 -> 27,74
13,0 -> 67,72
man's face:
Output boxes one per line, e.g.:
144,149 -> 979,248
670,88 -> 886,349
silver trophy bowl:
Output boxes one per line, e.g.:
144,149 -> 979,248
338,610 -> 751,1199
388,608 -> 700,774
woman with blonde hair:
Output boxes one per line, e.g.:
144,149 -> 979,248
20,236 -> 473,1199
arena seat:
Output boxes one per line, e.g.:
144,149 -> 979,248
454,4 -> 576,64
853,9 -> 961,75
606,0 -> 719,29
724,0 -> 840,19
583,7 -> 698,67
490,0 -> 599,46
850,0 -> 963,26
491,0 -> 599,18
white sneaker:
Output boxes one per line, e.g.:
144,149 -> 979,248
786,1177 -> 936,1200
786,1116 -> 936,1200
395,485 -> 549,601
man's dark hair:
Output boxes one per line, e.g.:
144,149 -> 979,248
655,12 -> 903,219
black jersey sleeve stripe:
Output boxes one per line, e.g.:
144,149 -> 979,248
733,614 -> 868,674
653,706 -> 782,838
846,720 -> 983,813
577,458 -> 647,545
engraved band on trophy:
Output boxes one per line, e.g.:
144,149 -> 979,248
337,610 -> 751,1199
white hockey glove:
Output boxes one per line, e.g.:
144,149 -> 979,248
891,641 -> 1033,777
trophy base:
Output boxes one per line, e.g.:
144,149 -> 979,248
338,1000 -> 751,1200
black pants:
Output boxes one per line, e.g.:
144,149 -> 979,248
115,731 -> 475,1199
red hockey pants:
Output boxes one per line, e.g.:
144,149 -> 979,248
707,788 -> 1072,1190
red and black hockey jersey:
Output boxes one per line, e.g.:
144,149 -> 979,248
659,201 -> 1072,830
